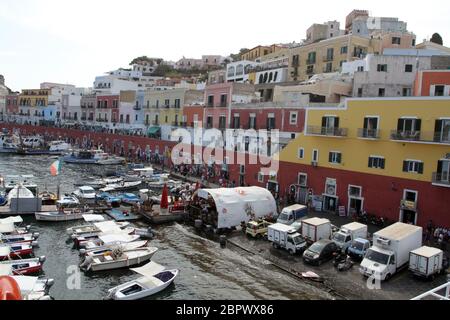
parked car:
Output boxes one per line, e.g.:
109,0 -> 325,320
246,219 -> 273,238
303,239 -> 338,265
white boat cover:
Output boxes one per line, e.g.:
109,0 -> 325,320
83,214 -> 106,222
0,264 -> 13,276
7,184 -> 35,201
0,246 -> 11,256
0,222 -> 15,233
196,187 -> 277,229
94,221 -> 122,233
11,276 -> 39,294
99,234 -> 138,245
0,216 -> 24,224
131,261 -> 165,278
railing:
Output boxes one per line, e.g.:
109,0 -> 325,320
207,102 -> 214,107
432,172 -> 450,187
390,130 -> 450,144
219,102 -> 227,107
306,58 -> 316,65
357,128 -> 380,139
411,281 -> 450,300
323,56 -> 334,62
306,126 -> 348,137
133,106 -> 141,111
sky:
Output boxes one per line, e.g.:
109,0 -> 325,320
1,0 -> 449,91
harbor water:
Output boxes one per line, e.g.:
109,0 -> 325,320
0,155 -> 332,300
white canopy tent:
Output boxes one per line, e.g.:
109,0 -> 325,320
196,187 -> 277,229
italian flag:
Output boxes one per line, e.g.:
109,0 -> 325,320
50,159 -> 62,176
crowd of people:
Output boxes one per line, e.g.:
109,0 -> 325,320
425,220 -> 449,251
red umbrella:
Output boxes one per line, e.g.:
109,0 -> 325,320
160,184 -> 169,210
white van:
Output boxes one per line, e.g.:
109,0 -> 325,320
277,204 -> 308,225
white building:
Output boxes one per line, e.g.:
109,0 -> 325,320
0,75 -> 7,119
226,60 -> 259,83
94,75 -> 139,95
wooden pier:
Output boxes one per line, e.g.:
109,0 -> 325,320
0,205 -> 58,216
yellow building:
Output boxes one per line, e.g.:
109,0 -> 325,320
18,89 -> 50,115
277,97 -> 450,228
240,45 -> 284,61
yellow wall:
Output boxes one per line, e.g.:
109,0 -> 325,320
19,89 -> 50,107
279,98 -> 450,183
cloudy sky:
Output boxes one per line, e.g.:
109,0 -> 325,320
1,0 -> 449,91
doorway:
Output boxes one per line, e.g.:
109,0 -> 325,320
400,189 -> 418,225
323,195 -> 338,212
349,197 -> 363,215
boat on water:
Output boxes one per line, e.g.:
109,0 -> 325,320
72,186 -> 97,204
0,233 -> 37,245
79,246 -> 158,272
80,234 -> 144,255
117,193 -> 141,205
3,175 -> 38,196
0,243 -> 34,260
6,183 -> 36,203
75,227 -> 136,248
0,134 -> 19,154
0,256 -> 46,275
106,261 -> 179,300
66,221 -> 130,236
35,208 -> 94,222
99,180 -> 143,193
147,174 -> 182,190
80,240 -> 148,257
63,149 -> 125,165
10,275 -> 54,300
56,195 -> 80,208
96,192 -> 121,207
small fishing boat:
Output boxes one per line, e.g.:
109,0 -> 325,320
0,243 -> 34,260
0,222 -> 36,238
0,234 -> 37,245
79,247 -> 158,272
0,134 -> 19,154
35,208 -> 94,222
39,190 -> 58,206
10,275 -> 54,300
64,149 -> 125,165
147,174 -> 182,190
80,240 -> 148,257
100,181 -> 143,193
67,221 -> 130,236
56,195 -> 80,208
80,234 -> 144,254
0,256 -> 46,275
118,193 -> 141,205
48,140 -> 71,154
106,261 -> 179,300
96,192 -> 121,207
75,227 -> 136,248
72,186 -> 96,204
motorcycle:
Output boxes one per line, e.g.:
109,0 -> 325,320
337,255 -> 354,271
332,251 -> 347,268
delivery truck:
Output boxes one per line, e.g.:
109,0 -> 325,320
268,223 -> 307,255
301,218 -> 331,244
409,246 -> 444,279
276,204 -> 308,225
360,222 -> 422,281
332,222 -> 368,253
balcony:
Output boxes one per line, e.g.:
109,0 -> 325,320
323,56 -> 334,62
133,106 -> 141,111
306,126 -> 348,137
81,105 -> 87,109
306,58 -> 316,65
357,128 -> 380,139
81,117 -> 87,121
390,130 -> 450,144
207,103 -> 214,108
219,102 -> 227,107
432,172 -> 450,187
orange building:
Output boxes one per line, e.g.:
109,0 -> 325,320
414,70 -> 450,96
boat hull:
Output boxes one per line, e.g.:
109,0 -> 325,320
88,250 -> 157,272
35,212 -> 85,222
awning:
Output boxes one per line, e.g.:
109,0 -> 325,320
0,223 -> 15,233
147,127 -> 161,135
131,261 -> 165,278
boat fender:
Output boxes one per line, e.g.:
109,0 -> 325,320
39,256 -> 46,263
32,232 -> 40,239
0,276 -> 22,300
31,240 -> 39,247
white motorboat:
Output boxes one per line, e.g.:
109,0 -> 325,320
0,233 -> 37,245
0,134 -> 19,153
99,180 -> 143,193
76,227 -> 136,248
48,140 -> 71,154
35,209 -> 94,222
10,275 -> 54,300
82,233 -> 142,252
79,246 -> 158,272
72,186 -> 96,203
57,195 -> 80,208
0,256 -> 46,275
80,240 -> 149,256
107,261 -> 179,300
67,220 -> 130,236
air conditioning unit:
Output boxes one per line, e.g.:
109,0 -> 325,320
311,161 -> 318,167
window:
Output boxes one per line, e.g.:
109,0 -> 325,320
164,99 -> 170,107
357,88 -> 363,97
434,119 -> 450,143
403,160 -> 424,174
290,112 -> 298,125
348,185 -> 362,197
267,114 -> 275,130
155,100 -> 159,108
307,52 -> 316,64
357,66 -> 364,72
434,85 -> 445,96
397,118 -> 421,133
206,116 -> 213,129
378,88 -> 385,97
377,64 -> 388,72
207,95 -> 214,107
368,156 -> 385,169
312,149 -> 319,162
405,64 -> 413,72
321,116 -> 339,130
340,46 -> 348,54
329,151 -> 342,164
292,54 -> 300,67
174,99 -> 181,108
392,37 -> 401,45
257,172 -> 264,183
306,65 -> 314,74
326,48 -> 334,60
236,64 -> 244,76
165,115 -> 168,123
402,88 -> 412,96
232,115 -> 240,129
298,173 -> 307,186
325,62 -> 333,73
218,116 -> 226,130
220,94 -> 227,106
298,148 -> 304,159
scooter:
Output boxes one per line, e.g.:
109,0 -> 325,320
332,251 -> 347,267
337,255 -> 354,271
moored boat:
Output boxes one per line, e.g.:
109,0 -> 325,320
106,261 -> 178,300
0,256 -> 46,275
0,243 -> 34,260
80,240 -> 148,257
35,208 -> 94,222
79,246 -> 158,272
